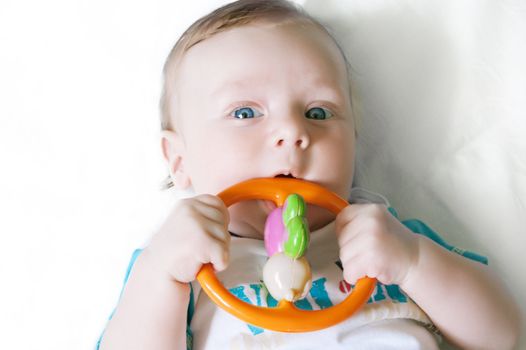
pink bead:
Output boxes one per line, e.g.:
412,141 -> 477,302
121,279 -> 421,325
264,207 -> 286,256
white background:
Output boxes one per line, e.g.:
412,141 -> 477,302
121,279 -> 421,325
1,0 -> 524,349
1,1 -> 231,348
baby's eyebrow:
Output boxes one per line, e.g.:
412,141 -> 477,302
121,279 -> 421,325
210,77 -> 347,104
210,79 -> 257,99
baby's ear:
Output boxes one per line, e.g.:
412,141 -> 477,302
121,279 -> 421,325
160,130 -> 191,190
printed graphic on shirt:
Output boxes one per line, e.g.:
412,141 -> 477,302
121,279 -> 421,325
228,261 -> 410,335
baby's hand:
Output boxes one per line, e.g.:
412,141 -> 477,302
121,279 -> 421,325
144,194 -> 231,283
335,204 -> 419,286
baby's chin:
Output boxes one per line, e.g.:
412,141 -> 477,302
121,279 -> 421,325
305,205 -> 336,231
261,199 -> 278,214
227,200 -> 270,238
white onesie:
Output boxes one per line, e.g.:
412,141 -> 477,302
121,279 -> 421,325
98,188 -> 487,350
189,219 -> 440,350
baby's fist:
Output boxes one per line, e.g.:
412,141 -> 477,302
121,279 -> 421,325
145,194 -> 231,283
335,204 -> 419,286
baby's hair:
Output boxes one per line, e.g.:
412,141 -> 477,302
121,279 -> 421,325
159,0 -> 353,189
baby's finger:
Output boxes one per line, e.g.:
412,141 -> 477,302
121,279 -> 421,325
335,204 -> 365,229
206,238 -> 230,272
339,240 -> 361,268
345,271 -> 370,286
341,253 -> 369,285
179,261 -> 203,283
205,222 -> 231,245
167,254 -> 203,283
195,201 -> 230,229
195,195 -> 230,226
335,204 -> 367,245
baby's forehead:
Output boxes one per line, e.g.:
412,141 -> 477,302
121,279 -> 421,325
174,22 -> 349,91
160,5 -> 351,131
186,21 -> 342,62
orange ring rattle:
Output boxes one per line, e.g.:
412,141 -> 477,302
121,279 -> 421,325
196,178 -> 376,332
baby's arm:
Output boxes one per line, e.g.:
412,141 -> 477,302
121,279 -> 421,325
336,204 -> 521,350
98,251 -> 191,349
99,195 -> 230,350
400,234 -> 520,349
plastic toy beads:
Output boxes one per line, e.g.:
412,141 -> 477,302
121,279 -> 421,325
262,194 -> 312,302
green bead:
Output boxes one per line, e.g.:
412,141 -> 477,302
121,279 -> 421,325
282,194 -> 306,225
284,216 -> 309,259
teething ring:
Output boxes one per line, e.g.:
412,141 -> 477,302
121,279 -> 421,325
196,178 -> 376,332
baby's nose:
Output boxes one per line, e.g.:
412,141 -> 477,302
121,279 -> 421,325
276,138 -> 306,148
273,120 -> 310,150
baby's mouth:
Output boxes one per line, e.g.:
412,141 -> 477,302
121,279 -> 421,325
263,173 -> 298,212
274,173 -> 296,179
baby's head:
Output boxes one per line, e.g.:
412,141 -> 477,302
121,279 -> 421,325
160,0 -> 356,236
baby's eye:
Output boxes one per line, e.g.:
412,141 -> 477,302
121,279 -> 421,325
305,107 -> 333,120
231,107 -> 263,119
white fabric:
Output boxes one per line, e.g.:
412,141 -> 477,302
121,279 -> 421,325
189,221 -> 438,350
301,1 -> 526,346
2,1 -> 524,350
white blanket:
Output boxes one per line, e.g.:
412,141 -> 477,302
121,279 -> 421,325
1,1 -> 523,349
302,0 -> 526,347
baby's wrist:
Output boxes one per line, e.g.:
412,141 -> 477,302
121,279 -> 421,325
139,248 -> 190,290
399,235 -> 423,290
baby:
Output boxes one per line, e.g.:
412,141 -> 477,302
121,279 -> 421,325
98,0 -> 520,349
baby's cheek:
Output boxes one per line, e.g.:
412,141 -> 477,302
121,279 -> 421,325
314,147 -> 353,196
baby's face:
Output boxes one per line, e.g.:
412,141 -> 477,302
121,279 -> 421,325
170,22 -> 355,237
